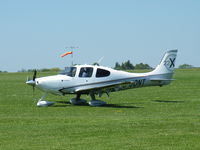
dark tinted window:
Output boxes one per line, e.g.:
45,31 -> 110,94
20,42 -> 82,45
96,68 -> 110,78
59,67 -> 76,77
79,67 -> 93,78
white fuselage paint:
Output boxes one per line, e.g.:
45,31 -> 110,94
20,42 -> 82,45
35,65 -> 169,95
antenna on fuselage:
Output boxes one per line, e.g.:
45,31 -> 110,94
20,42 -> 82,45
93,56 -> 104,66
97,56 -> 104,64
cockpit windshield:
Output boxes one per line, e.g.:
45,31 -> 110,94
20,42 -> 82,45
59,67 -> 77,77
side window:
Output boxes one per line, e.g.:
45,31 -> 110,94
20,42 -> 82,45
59,67 -> 76,77
79,67 -> 93,78
96,68 -> 110,78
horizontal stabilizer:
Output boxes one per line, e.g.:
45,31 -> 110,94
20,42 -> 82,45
150,79 -> 175,81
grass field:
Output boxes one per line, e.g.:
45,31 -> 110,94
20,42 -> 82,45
1,69 -> 200,150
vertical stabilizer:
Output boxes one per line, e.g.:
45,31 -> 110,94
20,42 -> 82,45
151,50 -> 178,75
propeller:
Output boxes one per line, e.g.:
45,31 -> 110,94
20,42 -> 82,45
26,69 -> 37,94
32,69 -> 37,93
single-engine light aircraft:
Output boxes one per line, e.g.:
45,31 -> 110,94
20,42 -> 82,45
26,50 -> 178,107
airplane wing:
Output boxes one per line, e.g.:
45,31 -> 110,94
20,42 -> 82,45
75,80 -> 134,94
59,79 -> 136,95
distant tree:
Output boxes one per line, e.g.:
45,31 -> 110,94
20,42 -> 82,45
18,68 -> 27,72
114,62 -> 121,70
114,60 -> 135,70
135,63 -> 152,69
18,68 -> 61,73
92,62 -> 100,66
27,69 -> 35,72
41,68 -> 53,72
178,64 -> 193,69
124,60 -> 134,70
51,68 -> 61,72
121,62 -> 126,70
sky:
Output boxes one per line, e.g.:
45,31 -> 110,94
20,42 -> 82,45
0,0 -> 200,72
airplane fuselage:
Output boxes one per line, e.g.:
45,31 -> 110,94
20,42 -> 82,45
35,65 -> 171,96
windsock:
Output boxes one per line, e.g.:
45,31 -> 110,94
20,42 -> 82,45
60,51 -> 73,57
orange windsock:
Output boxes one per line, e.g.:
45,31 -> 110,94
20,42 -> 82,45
60,51 -> 73,57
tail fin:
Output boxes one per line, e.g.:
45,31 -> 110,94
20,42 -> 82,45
148,50 -> 178,86
151,50 -> 178,75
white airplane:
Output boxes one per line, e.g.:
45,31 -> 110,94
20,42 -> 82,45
26,50 -> 178,107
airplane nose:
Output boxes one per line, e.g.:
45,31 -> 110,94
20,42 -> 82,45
26,80 -> 36,86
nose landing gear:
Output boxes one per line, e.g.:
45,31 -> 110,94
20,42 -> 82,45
37,93 -> 55,107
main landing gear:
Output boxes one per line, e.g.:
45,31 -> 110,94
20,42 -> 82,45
89,93 -> 107,107
36,93 -> 106,107
70,94 -> 87,105
70,93 -> 106,107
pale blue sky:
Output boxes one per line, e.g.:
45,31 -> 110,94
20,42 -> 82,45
0,0 -> 200,72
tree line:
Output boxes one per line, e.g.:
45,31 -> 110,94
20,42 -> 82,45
178,64 -> 194,69
0,63 -> 196,73
114,61 -> 196,70
114,60 -> 152,70
17,68 -> 61,72
0,70 -> 8,73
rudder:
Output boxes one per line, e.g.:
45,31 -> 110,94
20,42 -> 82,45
152,50 -> 178,75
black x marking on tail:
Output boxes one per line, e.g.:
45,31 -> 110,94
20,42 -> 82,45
169,58 -> 175,68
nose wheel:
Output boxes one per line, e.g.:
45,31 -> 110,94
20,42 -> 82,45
37,93 -> 55,107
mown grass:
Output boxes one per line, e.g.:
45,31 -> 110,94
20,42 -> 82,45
0,69 -> 200,150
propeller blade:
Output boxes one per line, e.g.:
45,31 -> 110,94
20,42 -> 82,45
33,69 -> 37,81
25,70 -> 38,101
33,85 -> 35,95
